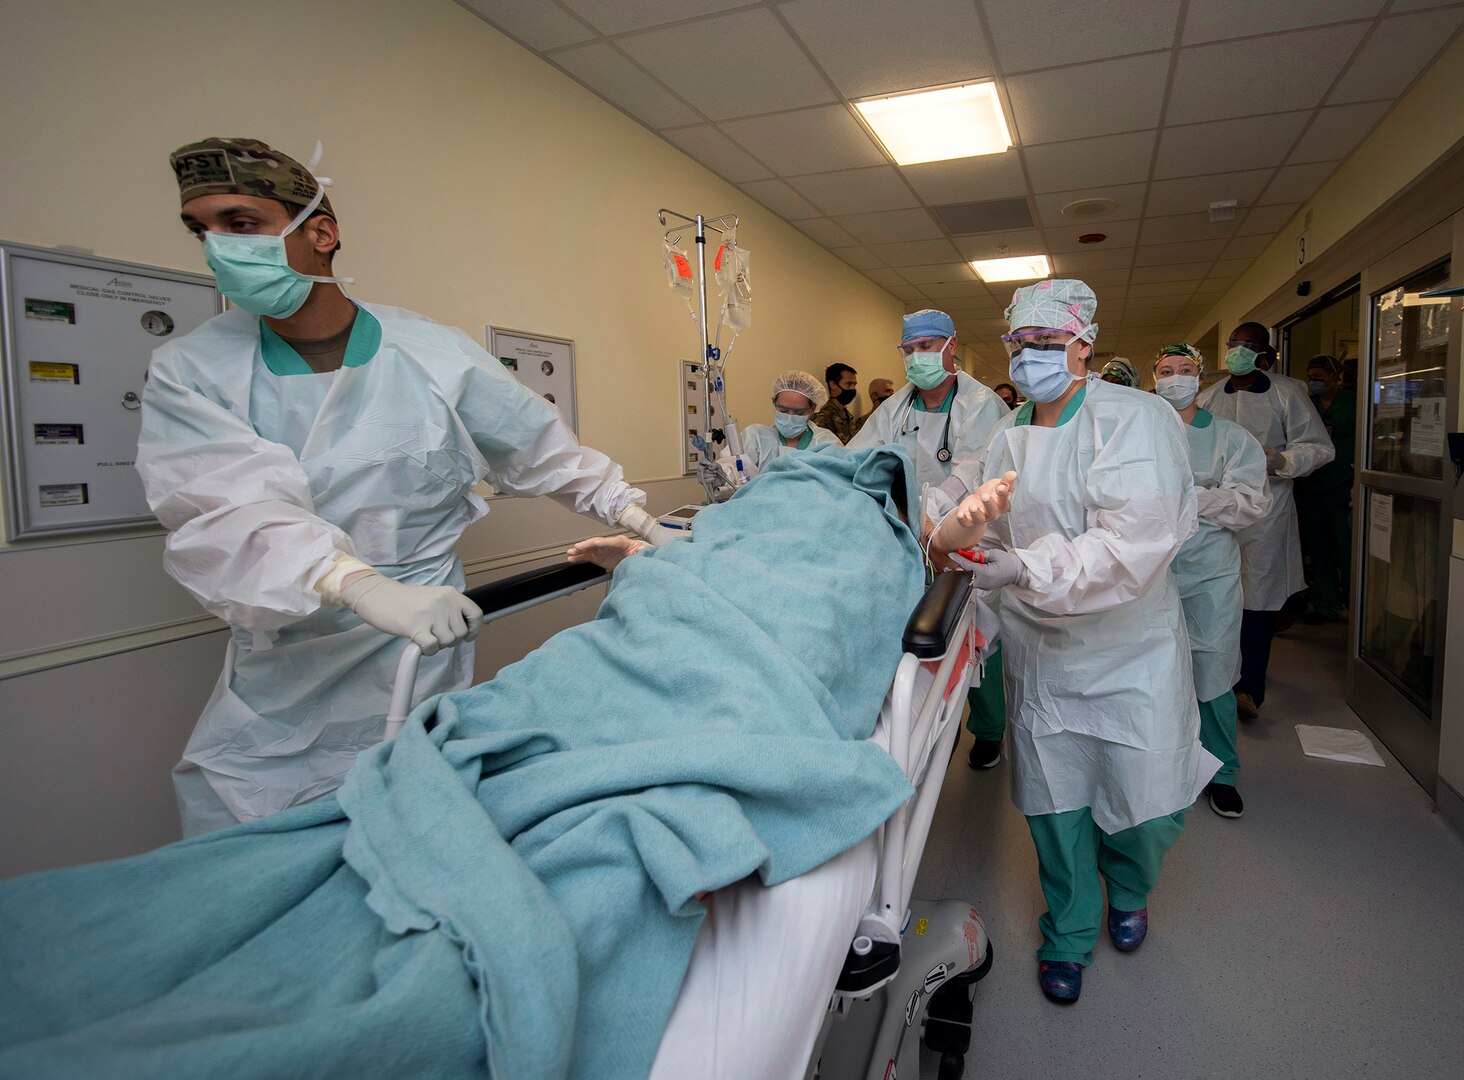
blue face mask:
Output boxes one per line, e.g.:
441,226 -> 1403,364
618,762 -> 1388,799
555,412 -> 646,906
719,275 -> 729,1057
1307,378 -> 1327,396
202,181 -> 350,319
1010,343 -> 1082,404
774,411 -> 809,439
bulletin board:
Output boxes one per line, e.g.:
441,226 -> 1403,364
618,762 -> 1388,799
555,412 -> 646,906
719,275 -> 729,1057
1,242 -> 222,539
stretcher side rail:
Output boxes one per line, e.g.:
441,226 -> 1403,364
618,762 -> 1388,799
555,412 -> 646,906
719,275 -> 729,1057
385,562 -> 612,739
838,571 -> 977,995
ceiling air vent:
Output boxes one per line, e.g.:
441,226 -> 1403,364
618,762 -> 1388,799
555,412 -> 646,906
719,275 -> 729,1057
931,197 -> 1033,235
1209,200 -> 1238,223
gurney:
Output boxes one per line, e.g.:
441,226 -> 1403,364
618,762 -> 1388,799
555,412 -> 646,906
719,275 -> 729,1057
0,445 -> 993,1080
384,559 -> 996,1080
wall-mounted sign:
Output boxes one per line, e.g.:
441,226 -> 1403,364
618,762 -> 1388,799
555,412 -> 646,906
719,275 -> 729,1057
487,326 -> 577,435
1,242 -> 222,539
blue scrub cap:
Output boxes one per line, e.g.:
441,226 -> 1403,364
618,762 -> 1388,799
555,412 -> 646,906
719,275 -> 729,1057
901,309 -> 956,344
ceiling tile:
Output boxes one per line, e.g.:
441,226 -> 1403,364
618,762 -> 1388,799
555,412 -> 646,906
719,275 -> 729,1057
899,262 -> 980,283
1208,258 -> 1255,277
1032,183 -> 1149,227
866,238 -> 964,265
1051,247 -> 1137,273
1074,268 -> 1133,288
1328,8 -> 1464,104
1128,281 -> 1201,298
560,0 -> 755,36
779,0 -> 994,98
862,268 -> 910,287
1132,239 -> 1228,266
890,284 -> 931,302
1137,212 -> 1237,245
1181,0 -> 1386,45
1259,161 -> 1338,204
1006,55 -> 1168,144
835,208 -> 945,244
720,105 -> 886,174
1220,234 -> 1273,259
1046,220 -> 1141,253
1128,263 -> 1202,285
1165,24 -> 1370,125
1389,0 -> 1464,10
458,0 -> 595,50
831,245 -> 885,269
739,179 -> 826,220
1145,169 -> 1274,216
1153,112 -> 1311,179
1288,101 -> 1391,163
1235,202 -> 1301,236
952,229 -> 1047,260
1023,131 -> 1158,193
661,124 -> 772,181
617,9 -> 836,120
788,167 -> 921,216
550,43 -> 700,128
901,153 -> 1028,204
791,217 -> 860,247
984,0 -> 1182,72
921,281 -> 992,299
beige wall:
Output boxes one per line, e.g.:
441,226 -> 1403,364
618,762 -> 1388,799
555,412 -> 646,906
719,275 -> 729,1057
0,0 -> 903,488
1186,32 -> 1464,347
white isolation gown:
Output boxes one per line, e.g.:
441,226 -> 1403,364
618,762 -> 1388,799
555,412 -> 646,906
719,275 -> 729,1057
846,371 -> 1008,500
137,302 -> 644,833
735,421 -> 841,471
1171,410 -> 1270,701
1196,374 -> 1334,611
942,378 -> 1218,833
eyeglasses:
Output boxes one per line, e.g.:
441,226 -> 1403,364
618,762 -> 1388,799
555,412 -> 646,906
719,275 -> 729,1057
999,329 -> 1073,357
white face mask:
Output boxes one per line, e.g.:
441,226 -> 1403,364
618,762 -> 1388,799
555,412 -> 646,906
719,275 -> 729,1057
1155,374 -> 1200,409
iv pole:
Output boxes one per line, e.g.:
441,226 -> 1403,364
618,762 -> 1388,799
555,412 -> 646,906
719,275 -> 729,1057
659,208 -> 745,500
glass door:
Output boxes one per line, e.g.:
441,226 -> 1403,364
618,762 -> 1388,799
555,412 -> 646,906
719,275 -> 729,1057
1350,255 -> 1455,793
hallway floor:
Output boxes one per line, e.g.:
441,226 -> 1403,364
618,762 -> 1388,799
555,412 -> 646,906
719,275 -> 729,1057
913,620 -> 1464,1079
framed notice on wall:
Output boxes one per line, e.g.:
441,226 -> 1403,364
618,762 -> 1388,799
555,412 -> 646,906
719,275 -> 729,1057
487,326 -> 577,435
1,242 -> 222,539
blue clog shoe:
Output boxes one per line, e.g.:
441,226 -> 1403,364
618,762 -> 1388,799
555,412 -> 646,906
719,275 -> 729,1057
1038,960 -> 1082,1003
1107,906 -> 1148,952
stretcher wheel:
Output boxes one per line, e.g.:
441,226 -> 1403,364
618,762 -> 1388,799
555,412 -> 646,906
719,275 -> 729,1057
937,1050 -> 966,1079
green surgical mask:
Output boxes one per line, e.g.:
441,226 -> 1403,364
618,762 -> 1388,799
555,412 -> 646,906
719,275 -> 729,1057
1225,345 -> 1259,376
903,338 -> 951,390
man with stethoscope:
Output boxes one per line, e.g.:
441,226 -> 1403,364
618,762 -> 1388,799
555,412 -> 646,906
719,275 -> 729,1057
848,308 -> 1010,766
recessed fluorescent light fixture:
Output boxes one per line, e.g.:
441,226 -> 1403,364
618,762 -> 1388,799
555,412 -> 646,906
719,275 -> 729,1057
970,254 -> 1051,283
855,82 -> 1012,166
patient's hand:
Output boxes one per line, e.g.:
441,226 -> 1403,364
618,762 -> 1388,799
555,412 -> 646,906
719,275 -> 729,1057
929,471 -> 1018,562
566,535 -> 649,571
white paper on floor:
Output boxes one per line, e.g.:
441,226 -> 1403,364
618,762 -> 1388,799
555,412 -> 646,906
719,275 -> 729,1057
1295,724 -> 1386,767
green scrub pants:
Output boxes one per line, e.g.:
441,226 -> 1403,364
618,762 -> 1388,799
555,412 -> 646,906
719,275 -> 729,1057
1298,488 -> 1351,617
964,642 -> 1006,741
1025,807 -> 1188,966
1198,691 -> 1239,786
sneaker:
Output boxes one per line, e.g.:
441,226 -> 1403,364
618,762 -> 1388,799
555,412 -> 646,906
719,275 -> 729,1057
1037,960 -> 1082,1003
1235,692 -> 1259,720
1107,907 -> 1148,952
967,738 -> 1001,769
1206,782 -> 1244,818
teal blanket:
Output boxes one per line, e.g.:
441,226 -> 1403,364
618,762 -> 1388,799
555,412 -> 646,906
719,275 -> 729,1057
0,445 -> 925,1080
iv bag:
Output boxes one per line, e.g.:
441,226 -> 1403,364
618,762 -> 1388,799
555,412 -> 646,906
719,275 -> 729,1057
719,246 -> 752,332
663,242 -> 695,311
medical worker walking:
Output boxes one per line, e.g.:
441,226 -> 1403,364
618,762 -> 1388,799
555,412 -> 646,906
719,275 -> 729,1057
1153,344 -> 1270,819
722,369 -> 840,473
1196,323 -> 1333,719
929,280 -> 1218,1004
138,138 -> 660,836
847,308 -> 1010,766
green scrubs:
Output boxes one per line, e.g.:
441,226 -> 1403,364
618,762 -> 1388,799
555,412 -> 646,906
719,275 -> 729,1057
1296,388 -> 1355,618
1026,807 -> 1188,966
1199,691 -> 1239,785
965,643 -> 1006,740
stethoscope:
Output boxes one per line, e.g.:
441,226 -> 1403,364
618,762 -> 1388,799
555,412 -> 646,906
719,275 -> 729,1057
897,383 -> 958,463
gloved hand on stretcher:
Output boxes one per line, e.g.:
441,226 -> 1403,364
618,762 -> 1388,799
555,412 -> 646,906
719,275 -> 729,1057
315,554 -> 483,656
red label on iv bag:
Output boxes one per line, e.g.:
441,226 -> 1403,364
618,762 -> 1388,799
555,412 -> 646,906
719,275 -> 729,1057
672,254 -> 693,279
714,244 -> 725,271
